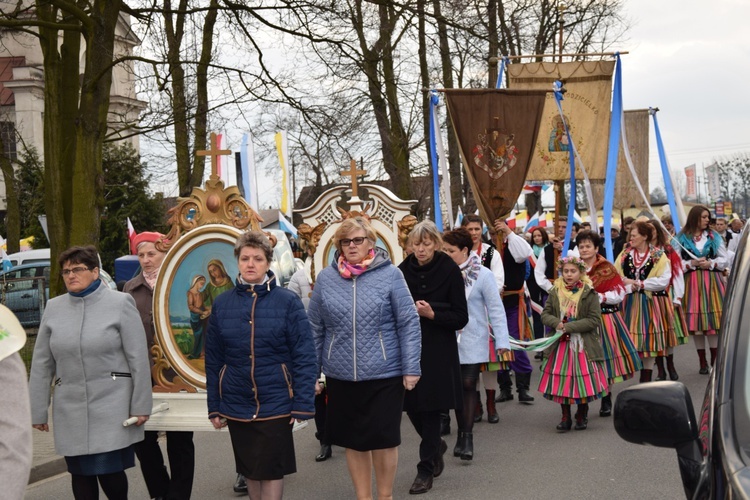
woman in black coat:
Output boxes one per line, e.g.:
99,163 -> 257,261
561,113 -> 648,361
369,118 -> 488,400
399,221 -> 468,495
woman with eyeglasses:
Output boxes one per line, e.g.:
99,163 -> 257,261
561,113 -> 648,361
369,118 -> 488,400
29,245 -> 152,500
308,217 -> 422,500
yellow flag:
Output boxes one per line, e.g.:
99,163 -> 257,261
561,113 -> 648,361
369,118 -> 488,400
275,131 -> 291,217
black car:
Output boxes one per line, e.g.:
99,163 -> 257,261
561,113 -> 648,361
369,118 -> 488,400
614,228 -> 750,499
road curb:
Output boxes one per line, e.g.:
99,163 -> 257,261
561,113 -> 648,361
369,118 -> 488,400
28,457 -> 66,484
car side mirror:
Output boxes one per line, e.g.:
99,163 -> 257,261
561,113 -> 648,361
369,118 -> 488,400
614,381 -> 698,447
614,381 -> 706,498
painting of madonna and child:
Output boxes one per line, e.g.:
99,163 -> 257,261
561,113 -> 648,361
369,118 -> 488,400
167,242 -> 237,373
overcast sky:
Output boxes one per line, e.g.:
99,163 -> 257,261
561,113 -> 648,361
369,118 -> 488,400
622,0 -> 750,187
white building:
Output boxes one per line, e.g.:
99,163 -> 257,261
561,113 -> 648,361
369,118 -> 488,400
0,9 -> 146,211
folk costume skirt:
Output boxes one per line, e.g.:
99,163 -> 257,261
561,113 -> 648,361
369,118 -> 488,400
682,269 -> 726,335
672,303 -> 690,346
622,291 -> 673,358
599,310 -> 642,384
325,376 -> 404,452
227,418 -> 296,480
538,338 -> 608,405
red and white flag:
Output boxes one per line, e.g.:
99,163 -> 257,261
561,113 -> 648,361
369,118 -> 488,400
127,218 -> 136,253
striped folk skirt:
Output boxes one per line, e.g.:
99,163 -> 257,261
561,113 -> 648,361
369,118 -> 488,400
682,269 -> 726,334
622,292 -> 674,358
671,303 -> 690,346
538,338 -> 609,405
599,311 -> 642,384
480,324 -> 514,372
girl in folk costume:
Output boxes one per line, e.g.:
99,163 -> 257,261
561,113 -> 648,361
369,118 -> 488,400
575,231 -> 641,418
615,220 -> 675,383
540,256 -> 608,432
676,205 -> 729,374
650,219 -> 689,381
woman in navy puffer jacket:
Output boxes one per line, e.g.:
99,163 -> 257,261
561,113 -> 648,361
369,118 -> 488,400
206,231 -> 317,499
308,216 -> 422,500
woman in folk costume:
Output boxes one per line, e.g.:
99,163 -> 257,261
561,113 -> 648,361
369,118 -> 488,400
539,256 -> 607,432
650,219 -> 689,381
442,228 -> 510,459
615,220 -> 674,383
676,205 -> 729,374
575,230 -> 641,418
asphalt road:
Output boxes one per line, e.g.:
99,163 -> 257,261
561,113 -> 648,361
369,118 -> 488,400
25,344 -> 708,499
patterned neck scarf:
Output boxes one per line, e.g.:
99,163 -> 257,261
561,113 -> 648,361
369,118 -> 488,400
337,249 -> 375,279
553,275 -> 593,320
143,269 -> 159,289
459,253 -> 482,299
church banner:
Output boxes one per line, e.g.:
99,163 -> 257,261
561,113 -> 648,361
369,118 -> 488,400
508,60 -> 615,181
444,89 -> 547,223
614,109 -> 650,209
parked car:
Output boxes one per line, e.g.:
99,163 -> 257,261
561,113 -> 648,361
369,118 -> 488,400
0,261 -> 117,327
614,227 -> 750,499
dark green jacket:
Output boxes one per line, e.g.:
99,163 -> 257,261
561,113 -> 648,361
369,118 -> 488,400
541,285 -> 604,361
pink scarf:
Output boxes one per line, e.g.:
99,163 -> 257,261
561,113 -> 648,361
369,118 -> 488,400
143,269 -> 159,289
337,249 -> 375,279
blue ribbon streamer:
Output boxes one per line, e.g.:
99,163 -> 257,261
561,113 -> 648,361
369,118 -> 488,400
553,81 -> 576,256
429,91 -> 443,230
496,56 -> 509,89
602,54 -> 623,262
650,108 -> 682,233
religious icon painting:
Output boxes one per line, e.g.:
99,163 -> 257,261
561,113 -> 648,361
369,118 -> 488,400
153,224 -> 242,389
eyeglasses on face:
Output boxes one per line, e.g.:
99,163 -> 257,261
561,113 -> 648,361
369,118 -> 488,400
61,266 -> 91,277
340,237 -> 367,247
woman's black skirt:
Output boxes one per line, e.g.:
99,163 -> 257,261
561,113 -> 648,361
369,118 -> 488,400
227,417 -> 296,480
325,376 -> 404,452
65,445 -> 135,476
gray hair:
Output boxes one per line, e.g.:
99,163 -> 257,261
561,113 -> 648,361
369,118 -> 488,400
234,230 -> 274,262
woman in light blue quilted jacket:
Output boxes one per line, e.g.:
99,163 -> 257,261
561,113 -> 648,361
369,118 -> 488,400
308,216 -> 422,500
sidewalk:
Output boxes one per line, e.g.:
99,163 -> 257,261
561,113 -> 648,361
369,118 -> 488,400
29,422 -> 66,484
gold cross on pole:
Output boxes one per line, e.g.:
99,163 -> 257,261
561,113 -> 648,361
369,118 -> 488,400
197,132 -> 232,178
340,159 -> 367,198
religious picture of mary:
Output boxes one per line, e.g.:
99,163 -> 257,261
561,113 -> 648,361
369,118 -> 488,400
153,226 -> 242,387
548,115 -> 571,152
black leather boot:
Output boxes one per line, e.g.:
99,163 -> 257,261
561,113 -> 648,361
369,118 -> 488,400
516,372 -> 535,404
574,404 -> 589,430
460,432 -> 473,461
315,443 -> 332,462
233,473 -> 247,493
639,368 -> 652,383
599,393 -> 612,417
495,370 -> 514,402
556,404 -> 572,432
439,411 -> 451,436
453,431 -> 465,457
473,391 -> 483,422
697,349 -> 709,374
654,356 -> 667,381
666,354 -> 679,380
486,390 -> 499,423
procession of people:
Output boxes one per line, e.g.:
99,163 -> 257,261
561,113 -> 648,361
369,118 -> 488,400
13,205 -> 741,500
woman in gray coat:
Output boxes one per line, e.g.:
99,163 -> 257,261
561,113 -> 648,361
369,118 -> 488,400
29,246 -> 152,499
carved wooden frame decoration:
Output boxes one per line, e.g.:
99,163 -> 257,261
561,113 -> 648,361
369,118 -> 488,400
153,224 -> 243,391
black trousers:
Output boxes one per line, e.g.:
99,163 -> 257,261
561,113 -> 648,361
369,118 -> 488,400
135,430 -> 195,500
406,410 -> 441,478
